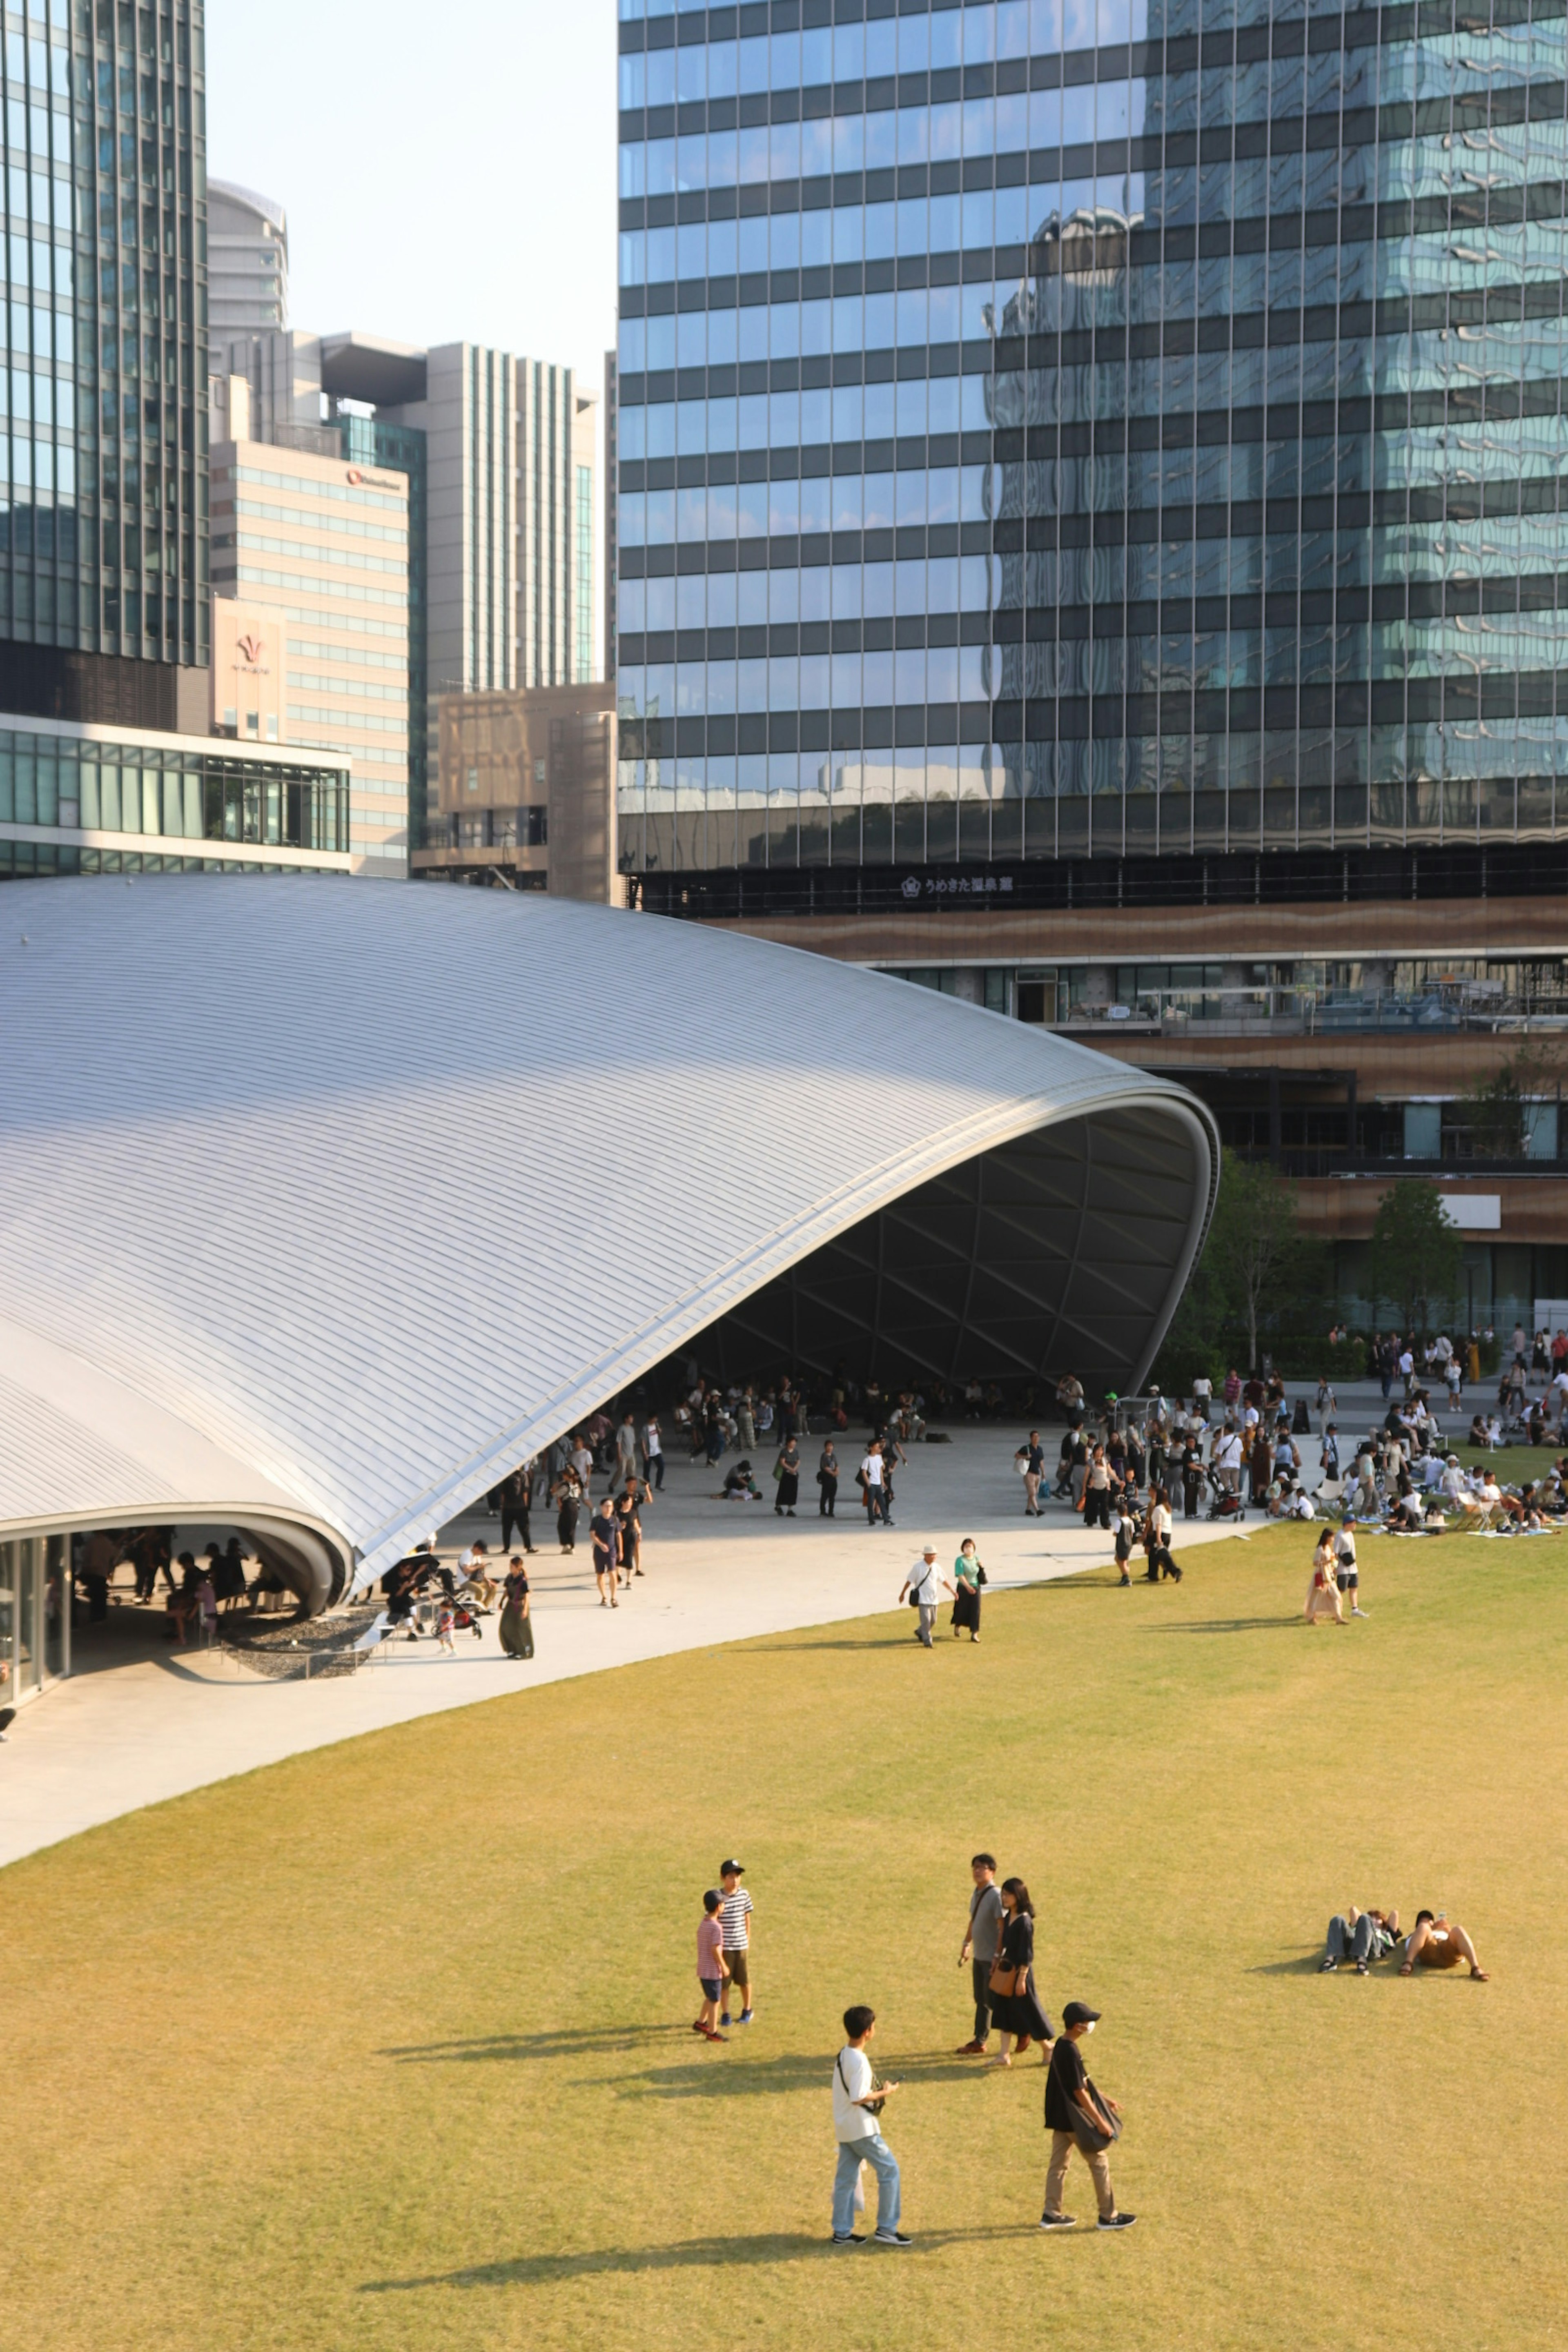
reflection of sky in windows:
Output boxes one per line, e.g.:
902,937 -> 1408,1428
614,3 -> 1568,866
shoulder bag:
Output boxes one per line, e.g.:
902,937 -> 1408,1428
1067,2071 -> 1123,2155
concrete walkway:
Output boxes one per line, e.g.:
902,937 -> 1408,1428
0,1429 -> 1250,1871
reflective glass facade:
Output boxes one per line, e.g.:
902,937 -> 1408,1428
614,0 -> 1568,886
0,0 -> 205,670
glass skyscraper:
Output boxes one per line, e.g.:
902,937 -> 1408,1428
613,0 -> 1568,911
0,0 -> 205,724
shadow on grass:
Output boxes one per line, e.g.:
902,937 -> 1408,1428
609,2049 -> 993,2100
1150,1617 -> 1297,1635
384,2024 -> 683,2065
1248,1949 -> 1329,1975
360,2223 -> 1044,2290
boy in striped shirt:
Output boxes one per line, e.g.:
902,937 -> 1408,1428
718,1859 -> 755,2027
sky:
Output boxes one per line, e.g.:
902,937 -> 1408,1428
204,0 -> 619,396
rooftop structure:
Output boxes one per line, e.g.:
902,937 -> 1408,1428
0,875 -> 1216,1629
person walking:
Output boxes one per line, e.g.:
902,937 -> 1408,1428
591,1500 -> 620,1607
831,2007 -> 910,2246
499,1465 -> 535,1555
858,1438 -> 888,1528
1143,1488 -> 1182,1581
616,1482 -> 646,1584
718,1860 -> 755,2026
774,1435 -> 802,1518
1305,1528 -> 1345,1624
950,1538 -> 984,1640
695,1889 -> 730,2043
987,1872 -> 1062,2060
641,1414 -> 665,1491
552,1465 -> 582,1555
817,1440 -> 840,1517
1082,1446 -> 1114,1530
1015,1429 -> 1046,1515
958,1853 -> 1003,2054
899,1544 -> 954,1649
987,1878 -> 1056,2066
1040,2002 -> 1135,2230
498,1556 -> 534,1657
615,1412 -> 639,1488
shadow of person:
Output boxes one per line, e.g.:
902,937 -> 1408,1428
1248,1949 -> 1332,1975
383,2022 -> 681,2065
1151,1617 -> 1296,1635
360,2222 -> 1044,2292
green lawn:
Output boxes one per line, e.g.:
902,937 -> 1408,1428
6,1523 -> 1568,2352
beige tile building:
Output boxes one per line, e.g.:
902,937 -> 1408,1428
209,390 -> 411,878
416,683 -> 616,902
210,597 -> 286,744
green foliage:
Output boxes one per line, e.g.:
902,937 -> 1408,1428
1457,1041 -> 1563,1160
1368,1179 -> 1465,1333
1154,1154 -> 1325,1383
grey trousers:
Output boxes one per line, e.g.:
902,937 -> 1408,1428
971,1956 -> 993,2042
1327,1912 -> 1376,1962
915,1602 -> 937,1647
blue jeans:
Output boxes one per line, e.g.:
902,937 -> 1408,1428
833,2133 -> 900,2237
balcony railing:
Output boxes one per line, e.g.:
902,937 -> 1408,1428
1051,989 -> 1568,1041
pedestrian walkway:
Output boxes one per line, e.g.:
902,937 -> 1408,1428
0,1428 -> 1248,1869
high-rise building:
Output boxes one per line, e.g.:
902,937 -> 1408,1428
209,415 -> 411,878
318,338 -> 602,856
515,359 -> 599,690
604,348 -> 619,682
0,4 -> 351,887
0,0 -> 205,726
612,0 -> 1568,1327
206,179 -> 289,352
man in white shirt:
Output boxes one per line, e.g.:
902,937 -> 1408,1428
1212,1424 -> 1243,1493
569,1436 -> 594,1497
859,1440 -> 889,1527
1398,1344 -> 1415,1396
1550,1368 -> 1568,1434
899,1544 -> 956,1648
831,2005 -> 909,2246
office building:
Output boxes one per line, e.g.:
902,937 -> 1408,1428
612,0 -> 1568,1327
210,330 -> 332,453
417,680 -> 617,900
0,0 -> 205,726
209,405 -> 411,878
210,595 -> 285,742
206,179 -> 289,352
318,339 -> 602,856
0,707 -> 350,879
604,347 -> 620,680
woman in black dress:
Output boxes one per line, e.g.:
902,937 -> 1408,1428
773,1437 -> 801,1517
987,1878 -> 1055,2067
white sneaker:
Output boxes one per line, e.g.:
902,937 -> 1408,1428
1352,1606 -> 1368,1617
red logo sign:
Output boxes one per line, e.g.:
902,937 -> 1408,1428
346,468 -> 363,485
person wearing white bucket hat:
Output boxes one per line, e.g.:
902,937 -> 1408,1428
899,1544 -> 955,1649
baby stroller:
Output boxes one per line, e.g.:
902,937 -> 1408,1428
1205,1466 -> 1247,1521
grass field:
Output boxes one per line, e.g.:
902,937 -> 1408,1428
6,1521 -> 1568,2352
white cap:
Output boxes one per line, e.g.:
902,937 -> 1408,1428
921,1541 -> 937,1556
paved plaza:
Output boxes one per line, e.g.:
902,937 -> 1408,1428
0,1425 -> 1251,1869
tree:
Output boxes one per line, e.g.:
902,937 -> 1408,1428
1368,1180 -> 1463,1334
1459,1041 -> 1564,1160
1210,1156 -> 1305,1376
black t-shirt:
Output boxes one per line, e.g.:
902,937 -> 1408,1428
1045,2033 -> 1088,2131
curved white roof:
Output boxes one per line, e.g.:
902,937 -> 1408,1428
0,878 -> 1217,1599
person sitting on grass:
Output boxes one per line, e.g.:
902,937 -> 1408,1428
1321,1904 -> 1401,1973
1399,1910 -> 1489,1980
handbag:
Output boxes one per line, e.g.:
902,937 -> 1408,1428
1067,2073 -> 1123,2155
976,1561 -> 988,1586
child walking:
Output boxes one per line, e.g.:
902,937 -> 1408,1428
436,1601 -> 457,1654
695,1888 -> 730,2043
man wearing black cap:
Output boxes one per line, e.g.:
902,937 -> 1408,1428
1040,2002 -> 1136,2231
718,1860 -> 755,2027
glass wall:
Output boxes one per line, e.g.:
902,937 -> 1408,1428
0,727 -> 351,853
613,0 -> 1568,873
0,1532 -> 65,1706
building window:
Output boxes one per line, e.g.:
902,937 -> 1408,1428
575,463 -> 593,681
